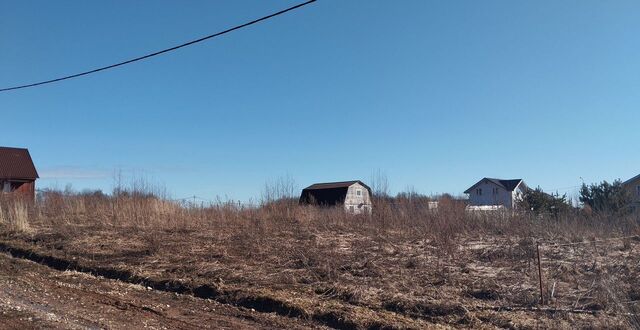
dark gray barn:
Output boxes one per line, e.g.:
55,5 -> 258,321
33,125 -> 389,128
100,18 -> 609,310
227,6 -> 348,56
299,180 -> 372,214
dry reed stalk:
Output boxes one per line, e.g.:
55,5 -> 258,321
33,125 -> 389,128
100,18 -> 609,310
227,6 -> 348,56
0,204 -> 5,225
9,201 -> 31,233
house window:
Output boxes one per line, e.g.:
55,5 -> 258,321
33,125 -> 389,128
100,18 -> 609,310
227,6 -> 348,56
356,189 -> 362,196
493,188 -> 499,195
637,185 -> 640,196
476,188 -> 482,196
349,205 -> 355,213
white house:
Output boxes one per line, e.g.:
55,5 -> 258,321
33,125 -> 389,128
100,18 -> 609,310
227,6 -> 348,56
464,178 -> 528,209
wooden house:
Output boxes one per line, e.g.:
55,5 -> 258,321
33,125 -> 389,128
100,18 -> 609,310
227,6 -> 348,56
622,174 -> 640,211
0,147 -> 39,199
299,180 -> 372,214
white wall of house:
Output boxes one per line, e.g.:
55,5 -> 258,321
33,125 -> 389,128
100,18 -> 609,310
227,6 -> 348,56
467,180 -> 525,209
344,183 -> 372,214
512,186 -> 525,209
467,180 -> 512,208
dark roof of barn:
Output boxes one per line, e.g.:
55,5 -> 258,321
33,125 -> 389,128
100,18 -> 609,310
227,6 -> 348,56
303,180 -> 370,191
0,147 -> 39,180
464,178 -> 524,193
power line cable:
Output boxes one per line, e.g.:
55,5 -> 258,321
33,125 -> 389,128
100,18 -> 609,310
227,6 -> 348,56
0,0 -> 316,92
544,185 -> 581,192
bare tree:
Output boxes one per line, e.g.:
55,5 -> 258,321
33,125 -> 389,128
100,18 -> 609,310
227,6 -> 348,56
262,174 -> 298,204
369,169 -> 389,198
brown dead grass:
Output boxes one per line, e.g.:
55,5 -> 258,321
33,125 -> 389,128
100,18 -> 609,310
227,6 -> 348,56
0,192 -> 638,329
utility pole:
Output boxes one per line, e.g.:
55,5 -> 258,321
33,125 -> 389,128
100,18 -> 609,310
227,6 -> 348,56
537,242 -> 544,305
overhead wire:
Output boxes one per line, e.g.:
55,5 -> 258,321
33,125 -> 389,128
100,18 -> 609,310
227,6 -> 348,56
0,0 -> 317,92
545,185 -> 581,192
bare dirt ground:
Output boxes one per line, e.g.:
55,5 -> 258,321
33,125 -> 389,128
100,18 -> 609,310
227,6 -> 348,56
0,252 -> 321,330
1,226 -> 637,329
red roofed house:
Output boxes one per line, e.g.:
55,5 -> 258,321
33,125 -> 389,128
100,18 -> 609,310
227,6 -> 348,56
0,147 -> 39,199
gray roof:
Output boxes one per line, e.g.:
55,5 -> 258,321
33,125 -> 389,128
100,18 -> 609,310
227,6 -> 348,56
303,180 -> 370,191
623,174 -> 640,186
464,178 -> 525,193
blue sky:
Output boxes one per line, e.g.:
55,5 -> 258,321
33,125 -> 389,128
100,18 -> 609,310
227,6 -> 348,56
1,1 -> 638,201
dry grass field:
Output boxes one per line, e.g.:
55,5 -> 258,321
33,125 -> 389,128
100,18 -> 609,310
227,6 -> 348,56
0,191 -> 639,329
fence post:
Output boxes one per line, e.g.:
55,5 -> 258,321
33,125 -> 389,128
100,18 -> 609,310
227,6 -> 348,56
537,241 -> 544,305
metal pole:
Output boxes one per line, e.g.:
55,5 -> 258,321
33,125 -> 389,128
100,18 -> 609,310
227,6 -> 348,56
537,241 -> 544,305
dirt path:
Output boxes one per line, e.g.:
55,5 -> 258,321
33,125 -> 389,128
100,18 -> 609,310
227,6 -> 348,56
0,253 -> 321,330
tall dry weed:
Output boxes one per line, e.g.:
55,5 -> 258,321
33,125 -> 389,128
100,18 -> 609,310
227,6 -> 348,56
2,186 -> 637,247
9,201 -> 31,233
0,204 -> 5,225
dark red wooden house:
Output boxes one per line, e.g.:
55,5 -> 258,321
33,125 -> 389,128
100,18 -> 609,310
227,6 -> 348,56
0,147 -> 39,199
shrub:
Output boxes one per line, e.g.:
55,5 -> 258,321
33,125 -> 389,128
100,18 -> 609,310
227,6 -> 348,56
518,187 -> 572,215
579,180 -> 632,214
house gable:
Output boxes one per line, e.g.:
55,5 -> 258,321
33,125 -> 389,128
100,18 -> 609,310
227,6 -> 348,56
623,174 -> 640,204
0,147 -> 39,180
344,182 -> 372,214
623,174 -> 640,186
